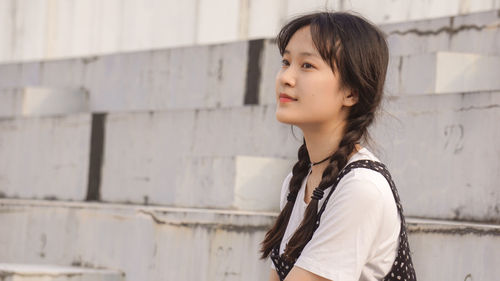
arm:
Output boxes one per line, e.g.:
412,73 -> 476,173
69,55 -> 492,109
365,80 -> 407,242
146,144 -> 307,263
269,268 -> 280,281
285,266 -> 331,281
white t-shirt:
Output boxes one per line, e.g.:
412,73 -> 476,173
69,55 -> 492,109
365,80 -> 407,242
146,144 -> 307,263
270,147 -> 400,281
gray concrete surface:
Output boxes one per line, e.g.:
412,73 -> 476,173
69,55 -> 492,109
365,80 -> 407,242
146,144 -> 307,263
372,90 -> 500,223
1,11 -> 499,112
381,10 -> 500,56
0,199 -> 498,281
0,199 -> 276,281
0,89 -> 498,221
0,1 -> 498,63
0,113 -> 90,201
0,87 -> 89,118
0,263 -> 124,281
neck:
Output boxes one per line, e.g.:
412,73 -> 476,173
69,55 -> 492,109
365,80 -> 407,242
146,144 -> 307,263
300,120 -> 361,174
301,119 -> 345,170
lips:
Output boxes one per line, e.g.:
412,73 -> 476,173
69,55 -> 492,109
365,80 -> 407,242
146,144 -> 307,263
279,93 -> 297,101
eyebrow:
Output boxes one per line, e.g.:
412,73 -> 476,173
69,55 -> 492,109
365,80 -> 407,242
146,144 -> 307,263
283,49 -> 319,58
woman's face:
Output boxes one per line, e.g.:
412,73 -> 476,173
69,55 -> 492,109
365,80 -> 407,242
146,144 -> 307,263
275,25 -> 355,129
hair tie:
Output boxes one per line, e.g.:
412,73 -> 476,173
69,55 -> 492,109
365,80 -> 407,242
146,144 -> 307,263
311,187 -> 324,201
287,192 -> 297,202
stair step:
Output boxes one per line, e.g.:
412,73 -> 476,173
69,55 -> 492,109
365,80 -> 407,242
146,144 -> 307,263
1,88 -> 499,220
0,113 -> 91,201
0,4 -> 498,63
382,10 -> 500,56
406,218 -> 500,281
385,52 -> 500,95
0,263 -> 124,281
0,199 -> 498,281
0,41 -> 249,112
101,154 -> 294,211
0,87 -> 89,118
1,11 -> 500,113
371,89 -> 500,223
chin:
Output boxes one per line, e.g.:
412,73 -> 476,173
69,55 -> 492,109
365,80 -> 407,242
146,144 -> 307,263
275,110 -> 299,125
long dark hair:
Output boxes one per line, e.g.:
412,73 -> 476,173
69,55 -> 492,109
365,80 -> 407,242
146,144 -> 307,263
260,11 -> 389,263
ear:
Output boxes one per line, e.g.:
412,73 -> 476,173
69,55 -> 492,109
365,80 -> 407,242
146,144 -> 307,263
343,89 -> 359,107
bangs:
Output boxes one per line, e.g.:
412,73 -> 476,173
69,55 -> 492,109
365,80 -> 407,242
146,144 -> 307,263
276,12 -> 343,75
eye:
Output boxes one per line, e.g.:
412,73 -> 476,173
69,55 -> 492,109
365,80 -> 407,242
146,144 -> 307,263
281,59 -> 290,67
302,62 -> 314,69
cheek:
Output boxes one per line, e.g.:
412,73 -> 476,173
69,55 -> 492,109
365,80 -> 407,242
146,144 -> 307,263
308,75 -> 340,106
275,71 -> 282,95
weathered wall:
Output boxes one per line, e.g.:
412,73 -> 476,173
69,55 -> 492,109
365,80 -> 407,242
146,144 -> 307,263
0,8 -> 499,281
1,200 -> 499,281
1,0 -> 499,63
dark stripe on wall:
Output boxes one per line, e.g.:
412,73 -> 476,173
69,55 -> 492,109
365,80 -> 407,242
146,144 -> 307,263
86,113 -> 106,201
244,39 -> 264,105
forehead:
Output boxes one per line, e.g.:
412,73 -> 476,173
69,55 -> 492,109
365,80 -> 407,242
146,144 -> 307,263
283,26 -> 320,58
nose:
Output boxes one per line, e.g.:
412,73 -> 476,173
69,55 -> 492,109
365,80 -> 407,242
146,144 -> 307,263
277,66 -> 296,88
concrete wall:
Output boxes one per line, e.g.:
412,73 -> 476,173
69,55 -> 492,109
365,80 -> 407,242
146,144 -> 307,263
2,92 -> 498,221
1,199 -> 499,281
1,10 -> 499,112
372,90 -> 500,223
0,113 -> 90,201
1,9 -> 499,281
0,199 -> 276,281
0,0 -> 499,63
101,107 -> 297,210
0,263 -> 124,281
0,87 -> 89,118
0,11 -> 499,221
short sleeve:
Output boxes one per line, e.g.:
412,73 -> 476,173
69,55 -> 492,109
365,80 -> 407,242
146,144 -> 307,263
279,172 -> 293,211
294,173 -> 385,281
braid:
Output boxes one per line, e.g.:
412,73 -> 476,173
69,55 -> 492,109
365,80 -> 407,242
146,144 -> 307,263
261,9 -> 388,267
259,139 -> 310,259
282,116 -> 368,262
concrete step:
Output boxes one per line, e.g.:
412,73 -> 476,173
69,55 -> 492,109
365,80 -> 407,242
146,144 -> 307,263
371,89 -> 500,223
385,51 -> 500,96
371,88 -> 500,223
0,41 -> 250,112
0,2 -> 498,63
1,10 -> 499,113
0,263 -> 124,281
0,199 -> 498,281
100,106 -> 299,210
381,10 -> 500,57
0,105 -> 300,210
0,87 -> 89,118
261,49 -> 500,105
101,154 -> 294,212
0,113 -> 90,201
103,89 -> 500,221
0,199 -> 275,281
0,89 -> 499,220
407,218 -> 500,281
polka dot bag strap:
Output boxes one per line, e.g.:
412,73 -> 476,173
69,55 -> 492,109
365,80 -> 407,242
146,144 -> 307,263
315,159 -> 417,281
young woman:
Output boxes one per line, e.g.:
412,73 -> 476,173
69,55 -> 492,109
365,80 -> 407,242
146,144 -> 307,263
259,11 -> 417,281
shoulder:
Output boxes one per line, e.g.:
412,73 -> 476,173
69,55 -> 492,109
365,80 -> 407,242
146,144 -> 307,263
324,159 -> 395,218
325,160 -> 400,240
338,163 -> 391,198
336,148 -> 394,202
329,169 -> 385,212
